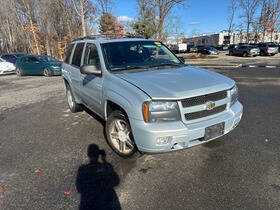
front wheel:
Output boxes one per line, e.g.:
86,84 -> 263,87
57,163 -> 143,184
43,68 -> 51,77
243,52 -> 248,57
229,51 -> 233,56
105,110 -> 140,158
16,68 -> 24,77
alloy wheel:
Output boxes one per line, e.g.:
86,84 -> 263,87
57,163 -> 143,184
109,119 -> 134,154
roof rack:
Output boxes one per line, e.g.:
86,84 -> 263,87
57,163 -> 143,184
72,34 -> 147,42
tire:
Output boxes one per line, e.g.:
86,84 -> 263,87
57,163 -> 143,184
65,84 -> 83,113
243,52 -> 248,57
105,110 -> 140,158
43,68 -> 51,77
16,68 -> 24,77
260,51 -> 265,56
229,51 -> 233,56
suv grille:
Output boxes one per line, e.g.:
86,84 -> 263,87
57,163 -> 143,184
185,105 -> 227,121
181,90 -> 227,108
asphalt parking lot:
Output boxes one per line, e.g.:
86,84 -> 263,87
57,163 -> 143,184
0,67 -> 280,209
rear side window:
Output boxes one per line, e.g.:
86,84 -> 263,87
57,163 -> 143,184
71,43 -> 85,67
64,43 -> 74,64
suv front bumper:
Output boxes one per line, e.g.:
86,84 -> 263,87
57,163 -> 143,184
130,101 -> 243,153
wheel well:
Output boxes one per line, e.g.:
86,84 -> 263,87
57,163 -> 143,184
63,78 -> 69,86
106,101 -> 127,119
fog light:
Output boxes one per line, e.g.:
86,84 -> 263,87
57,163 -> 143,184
156,136 -> 173,145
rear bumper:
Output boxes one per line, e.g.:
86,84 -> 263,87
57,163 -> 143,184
130,101 -> 243,154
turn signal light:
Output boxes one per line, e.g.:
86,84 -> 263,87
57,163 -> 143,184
142,102 -> 149,122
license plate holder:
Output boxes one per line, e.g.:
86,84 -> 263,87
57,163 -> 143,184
204,122 -> 225,141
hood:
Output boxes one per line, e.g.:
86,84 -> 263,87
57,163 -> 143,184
115,66 -> 235,99
48,61 -> 62,66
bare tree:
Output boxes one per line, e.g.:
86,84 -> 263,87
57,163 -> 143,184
134,0 -> 186,40
258,0 -> 280,42
228,0 -> 238,34
72,0 -> 97,36
239,0 -> 260,42
97,0 -> 114,14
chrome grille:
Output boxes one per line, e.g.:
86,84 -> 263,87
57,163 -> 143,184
181,90 -> 227,108
184,105 -> 227,121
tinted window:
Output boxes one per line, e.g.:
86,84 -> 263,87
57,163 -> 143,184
64,43 -> 74,64
29,56 -> 39,62
71,43 -> 85,67
83,43 -> 101,69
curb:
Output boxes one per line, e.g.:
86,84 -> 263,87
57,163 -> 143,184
241,64 -> 280,68
186,64 -> 242,68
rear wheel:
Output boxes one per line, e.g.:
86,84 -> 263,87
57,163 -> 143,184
16,68 -> 23,77
106,110 -> 140,158
229,51 -> 233,56
243,52 -> 248,57
43,68 -> 51,77
65,84 -> 83,113
260,51 -> 265,56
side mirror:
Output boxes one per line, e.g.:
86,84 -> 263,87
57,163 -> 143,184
80,65 -> 101,75
178,57 -> 185,63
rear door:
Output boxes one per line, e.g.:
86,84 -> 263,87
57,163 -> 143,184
69,42 -> 85,98
79,42 -> 104,116
28,56 -> 42,75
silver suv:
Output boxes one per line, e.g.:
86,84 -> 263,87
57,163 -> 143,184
62,36 -> 243,158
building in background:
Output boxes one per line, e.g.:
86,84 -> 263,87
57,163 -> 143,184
184,30 -> 280,46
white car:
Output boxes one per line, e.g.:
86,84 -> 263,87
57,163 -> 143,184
0,58 -> 16,74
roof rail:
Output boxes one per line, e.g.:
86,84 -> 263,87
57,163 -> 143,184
72,34 -> 108,41
72,34 -> 147,42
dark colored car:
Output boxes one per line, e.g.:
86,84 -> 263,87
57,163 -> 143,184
15,55 -> 62,77
229,45 -> 260,57
228,44 -> 237,51
257,42 -> 278,56
197,46 -> 219,55
187,45 -> 197,53
1,53 -> 27,64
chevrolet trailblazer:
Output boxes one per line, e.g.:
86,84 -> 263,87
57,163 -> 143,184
62,36 -> 243,158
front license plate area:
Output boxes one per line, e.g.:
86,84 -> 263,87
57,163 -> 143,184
204,122 -> 225,141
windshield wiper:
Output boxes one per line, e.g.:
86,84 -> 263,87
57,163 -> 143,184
147,63 -> 183,68
111,66 -> 146,72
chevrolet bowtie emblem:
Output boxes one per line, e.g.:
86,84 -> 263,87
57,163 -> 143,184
205,101 -> 215,111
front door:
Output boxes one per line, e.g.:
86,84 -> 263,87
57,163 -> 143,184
79,42 -> 103,116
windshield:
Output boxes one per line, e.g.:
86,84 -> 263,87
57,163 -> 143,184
101,41 -> 182,71
38,56 -> 58,62
268,44 -> 277,47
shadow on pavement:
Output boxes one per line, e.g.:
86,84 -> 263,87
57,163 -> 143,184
76,144 -> 121,210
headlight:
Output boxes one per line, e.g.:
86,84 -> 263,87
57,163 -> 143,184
230,85 -> 238,106
142,101 -> 181,123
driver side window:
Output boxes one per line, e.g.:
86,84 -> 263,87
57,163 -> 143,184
83,43 -> 101,70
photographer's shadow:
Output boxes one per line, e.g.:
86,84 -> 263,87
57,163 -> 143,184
76,144 -> 121,210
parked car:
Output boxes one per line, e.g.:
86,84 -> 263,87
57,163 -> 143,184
257,42 -> 278,56
216,45 -> 228,51
229,45 -> 260,57
228,44 -> 237,51
0,58 -> 16,75
187,45 -> 197,53
197,46 -> 219,55
15,55 -> 62,77
1,53 -> 27,64
62,37 -> 243,158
